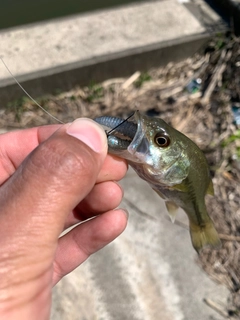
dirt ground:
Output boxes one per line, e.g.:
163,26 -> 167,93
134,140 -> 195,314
1,33 -> 240,318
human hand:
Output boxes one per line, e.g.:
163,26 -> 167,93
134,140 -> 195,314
0,119 -> 128,319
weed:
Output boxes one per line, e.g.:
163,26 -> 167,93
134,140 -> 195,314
86,82 -> 104,102
134,72 -> 151,88
7,96 -> 30,122
222,129 -> 240,159
222,130 -> 240,147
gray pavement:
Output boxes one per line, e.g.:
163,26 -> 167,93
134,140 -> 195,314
51,169 -> 229,320
0,0 -> 225,105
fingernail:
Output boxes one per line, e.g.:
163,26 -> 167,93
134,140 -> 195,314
121,209 -> 129,219
67,118 -> 107,153
114,181 -> 124,197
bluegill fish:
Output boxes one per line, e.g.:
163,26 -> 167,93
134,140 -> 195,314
95,111 -> 221,252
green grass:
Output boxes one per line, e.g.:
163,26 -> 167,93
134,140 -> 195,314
222,130 -> 240,146
134,72 -> 151,88
222,129 -> 240,159
7,96 -> 30,122
86,82 -> 104,102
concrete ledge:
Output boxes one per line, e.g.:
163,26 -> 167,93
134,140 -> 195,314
0,33 -> 211,106
0,0 -> 226,106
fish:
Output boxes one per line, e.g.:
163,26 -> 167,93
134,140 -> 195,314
95,111 -> 221,253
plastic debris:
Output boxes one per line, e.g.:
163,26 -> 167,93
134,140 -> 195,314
232,105 -> 240,126
186,78 -> 202,94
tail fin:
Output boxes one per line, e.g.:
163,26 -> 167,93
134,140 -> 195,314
190,220 -> 221,253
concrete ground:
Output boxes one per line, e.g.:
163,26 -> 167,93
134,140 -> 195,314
51,169 -> 229,320
0,1 -> 230,319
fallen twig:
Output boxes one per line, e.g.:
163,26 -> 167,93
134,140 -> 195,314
203,298 -> 229,318
159,85 -> 184,99
102,77 -> 125,88
219,234 -> 240,242
122,71 -> 141,90
201,49 -> 232,104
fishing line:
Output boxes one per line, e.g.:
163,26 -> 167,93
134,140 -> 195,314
0,57 -> 64,124
106,111 -> 136,136
1,58 -> 136,130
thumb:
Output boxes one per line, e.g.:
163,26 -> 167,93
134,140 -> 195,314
0,118 -> 108,248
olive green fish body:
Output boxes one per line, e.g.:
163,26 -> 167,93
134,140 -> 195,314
95,112 -> 221,252
128,152 -> 219,252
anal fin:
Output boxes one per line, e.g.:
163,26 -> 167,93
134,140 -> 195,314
165,201 -> 179,223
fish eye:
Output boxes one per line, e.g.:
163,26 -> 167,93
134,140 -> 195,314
154,133 -> 170,147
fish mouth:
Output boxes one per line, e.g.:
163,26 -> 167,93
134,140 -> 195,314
94,112 -> 152,163
95,114 -> 137,141
127,111 -> 150,157
106,111 -> 149,158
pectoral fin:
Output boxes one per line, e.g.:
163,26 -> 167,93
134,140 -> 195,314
171,182 -> 188,192
165,201 -> 179,223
